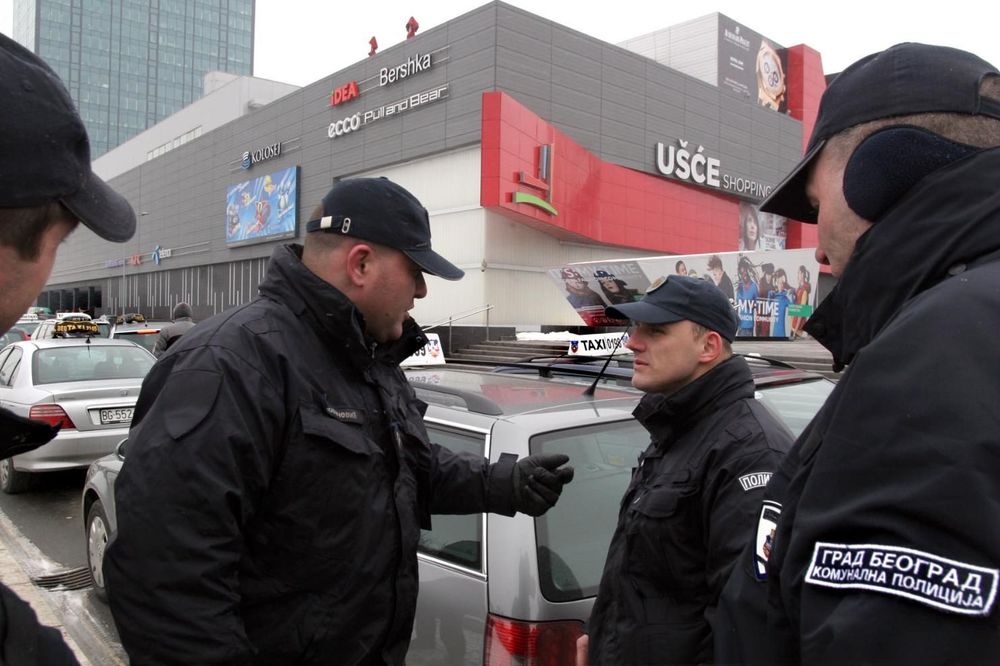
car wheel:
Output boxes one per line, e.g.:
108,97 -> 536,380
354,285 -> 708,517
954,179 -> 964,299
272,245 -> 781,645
86,500 -> 111,601
0,458 -> 31,494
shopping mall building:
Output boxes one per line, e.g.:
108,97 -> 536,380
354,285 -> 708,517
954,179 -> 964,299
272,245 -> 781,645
44,1 -> 827,335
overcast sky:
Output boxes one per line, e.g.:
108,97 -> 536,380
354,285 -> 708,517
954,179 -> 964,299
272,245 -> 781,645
1,1 -> 997,88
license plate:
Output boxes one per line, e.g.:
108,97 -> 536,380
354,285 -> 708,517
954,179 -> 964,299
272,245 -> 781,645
99,407 -> 133,425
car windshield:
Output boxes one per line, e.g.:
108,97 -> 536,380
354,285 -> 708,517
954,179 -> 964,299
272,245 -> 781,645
756,378 -> 834,438
33,345 -> 155,384
531,419 -> 648,603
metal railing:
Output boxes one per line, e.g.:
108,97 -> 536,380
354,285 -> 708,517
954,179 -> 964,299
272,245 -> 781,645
422,304 -> 494,353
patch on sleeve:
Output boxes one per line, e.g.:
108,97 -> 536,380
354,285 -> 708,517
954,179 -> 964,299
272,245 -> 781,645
754,500 -> 781,580
805,542 -> 999,616
738,471 -> 772,492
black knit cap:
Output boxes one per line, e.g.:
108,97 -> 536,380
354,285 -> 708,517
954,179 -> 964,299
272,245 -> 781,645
760,43 -> 1000,222
306,177 -> 463,280
0,34 -> 135,242
606,275 -> 739,342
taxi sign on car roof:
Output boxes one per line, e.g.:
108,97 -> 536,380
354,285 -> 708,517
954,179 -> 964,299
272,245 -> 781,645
53,320 -> 100,336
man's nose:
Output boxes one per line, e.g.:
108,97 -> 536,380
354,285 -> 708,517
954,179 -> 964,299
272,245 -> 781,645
415,272 -> 428,299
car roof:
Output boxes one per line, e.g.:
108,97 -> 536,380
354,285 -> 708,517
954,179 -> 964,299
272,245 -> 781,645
113,321 -> 168,332
415,354 -> 831,418
14,339 -> 152,351
406,366 -> 641,418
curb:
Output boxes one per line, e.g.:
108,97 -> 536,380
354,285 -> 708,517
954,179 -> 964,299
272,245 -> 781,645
0,506 -> 124,665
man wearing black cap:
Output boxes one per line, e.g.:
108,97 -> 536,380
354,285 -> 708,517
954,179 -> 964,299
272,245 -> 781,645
105,177 -> 574,665
582,276 -> 793,665
0,34 -> 137,665
716,43 -> 1000,664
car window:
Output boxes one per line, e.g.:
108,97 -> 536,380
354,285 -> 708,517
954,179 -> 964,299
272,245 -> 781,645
531,419 -> 649,602
16,321 -> 40,336
418,426 -> 486,571
755,378 -> 834,438
0,348 -> 19,386
114,329 -> 161,353
33,346 -> 155,384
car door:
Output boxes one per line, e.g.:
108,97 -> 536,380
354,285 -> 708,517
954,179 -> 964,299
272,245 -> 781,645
409,422 -> 489,666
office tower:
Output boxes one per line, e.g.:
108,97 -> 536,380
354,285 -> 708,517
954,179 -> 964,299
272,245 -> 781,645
13,0 -> 255,157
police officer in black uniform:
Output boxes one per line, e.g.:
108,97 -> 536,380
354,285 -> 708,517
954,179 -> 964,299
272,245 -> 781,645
582,276 -> 793,665
716,43 -> 1000,664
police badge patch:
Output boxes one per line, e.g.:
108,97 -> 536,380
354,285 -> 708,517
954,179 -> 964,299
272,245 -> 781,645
805,542 -> 999,616
754,500 -> 781,581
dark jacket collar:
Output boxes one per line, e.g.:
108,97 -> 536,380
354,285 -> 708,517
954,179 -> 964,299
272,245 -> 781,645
0,407 -> 59,459
258,244 -> 427,370
634,355 -> 755,444
806,147 -> 1000,369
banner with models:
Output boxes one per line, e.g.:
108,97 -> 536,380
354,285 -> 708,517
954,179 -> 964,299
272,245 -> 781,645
550,248 -> 818,339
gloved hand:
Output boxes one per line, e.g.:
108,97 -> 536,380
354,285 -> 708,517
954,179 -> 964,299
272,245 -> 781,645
512,453 -> 575,516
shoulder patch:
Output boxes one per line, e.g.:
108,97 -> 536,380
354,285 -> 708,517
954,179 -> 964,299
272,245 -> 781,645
738,471 -> 772,492
805,542 -> 999,616
754,500 -> 781,581
162,370 -> 223,440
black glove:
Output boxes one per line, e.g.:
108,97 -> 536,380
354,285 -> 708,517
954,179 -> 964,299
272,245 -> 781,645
512,453 -> 575,516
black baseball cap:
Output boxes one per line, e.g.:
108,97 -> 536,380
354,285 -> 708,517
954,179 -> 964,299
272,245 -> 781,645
0,34 -> 136,242
760,43 -> 1000,222
306,177 -> 464,280
606,275 -> 739,341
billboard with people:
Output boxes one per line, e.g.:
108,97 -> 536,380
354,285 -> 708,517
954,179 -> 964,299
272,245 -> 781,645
551,249 -> 818,339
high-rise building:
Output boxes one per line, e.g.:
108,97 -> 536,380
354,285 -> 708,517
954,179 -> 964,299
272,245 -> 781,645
12,0 -> 254,157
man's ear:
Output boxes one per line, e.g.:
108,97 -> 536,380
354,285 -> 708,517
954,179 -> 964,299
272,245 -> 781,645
698,329 -> 724,364
345,243 -> 375,287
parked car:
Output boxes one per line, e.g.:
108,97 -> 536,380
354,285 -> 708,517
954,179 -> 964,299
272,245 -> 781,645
1,327 -> 31,348
13,313 -> 42,338
110,320 -> 169,354
82,359 -> 835,662
0,339 -> 155,494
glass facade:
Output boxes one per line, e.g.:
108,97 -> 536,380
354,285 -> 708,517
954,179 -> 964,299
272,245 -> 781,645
13,0 -> 254,157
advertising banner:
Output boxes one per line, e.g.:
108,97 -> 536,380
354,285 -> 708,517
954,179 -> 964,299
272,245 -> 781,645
546,260 -> 651,326
718,16 -> 788,114
738,201 -> 787,251
553,249 -> 819,339
226,166 -> 298,246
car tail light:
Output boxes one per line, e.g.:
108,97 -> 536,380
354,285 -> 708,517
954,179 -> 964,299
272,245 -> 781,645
484,614 -> 583,666
29,404 -> 76,430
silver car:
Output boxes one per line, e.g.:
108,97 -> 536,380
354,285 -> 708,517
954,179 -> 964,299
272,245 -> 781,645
0,339 -> 154,494
82,360 -> 834,662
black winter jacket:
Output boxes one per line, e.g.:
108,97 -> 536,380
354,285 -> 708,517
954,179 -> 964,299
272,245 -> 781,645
716,148 -> 1000,664
0,409 -> 79,665
587,356 -> 793,665
105,244 -> 516,665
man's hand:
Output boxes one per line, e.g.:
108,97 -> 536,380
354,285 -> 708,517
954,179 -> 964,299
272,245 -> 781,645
512,453 -> 574,516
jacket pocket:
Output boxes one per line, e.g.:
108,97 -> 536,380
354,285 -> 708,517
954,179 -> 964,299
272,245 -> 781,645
299,404 -> 374,457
